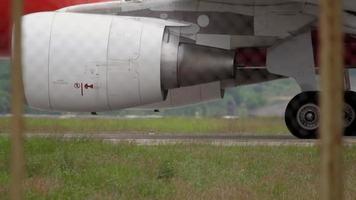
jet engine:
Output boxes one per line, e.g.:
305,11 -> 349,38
22,12 -> 235,112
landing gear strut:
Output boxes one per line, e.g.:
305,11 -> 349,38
285,91 -> 356,139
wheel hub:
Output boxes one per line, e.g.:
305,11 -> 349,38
297,103 -> 320,130
305,112 -> 316,121
344,103 -> 355,127
297,103 -> 355,130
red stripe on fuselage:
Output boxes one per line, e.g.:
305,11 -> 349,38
0,0 -> 111,57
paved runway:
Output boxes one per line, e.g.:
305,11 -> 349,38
15,133 -> 356,146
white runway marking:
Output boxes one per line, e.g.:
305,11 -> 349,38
3,133 -> 356,146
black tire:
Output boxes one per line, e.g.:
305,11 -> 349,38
344,91 -> 356,136
285,91 -> 319,139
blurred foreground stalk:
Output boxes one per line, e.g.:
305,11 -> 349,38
10,0 -> 25,200
319,0 -> 344,199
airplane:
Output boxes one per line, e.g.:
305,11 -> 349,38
1,0 -> 356,139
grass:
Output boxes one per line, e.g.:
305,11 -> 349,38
0,117 -> 288,135
0,138 -> 356,199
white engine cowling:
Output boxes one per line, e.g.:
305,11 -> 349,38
22,12 -> 236,112
22,12 -> 170,112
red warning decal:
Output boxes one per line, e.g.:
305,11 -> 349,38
74,82 -> 94,96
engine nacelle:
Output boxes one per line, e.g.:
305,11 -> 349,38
23,12 -> 170,112
22,12 -> 235,112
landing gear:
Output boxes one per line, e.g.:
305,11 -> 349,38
285,91 -> 356,139
285,92 -> 319,139
344,91 -> 356,136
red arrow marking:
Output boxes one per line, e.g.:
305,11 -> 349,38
84,84 -> 94,89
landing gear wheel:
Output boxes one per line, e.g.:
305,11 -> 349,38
344,91 -> 356,136
286,91 -> 356,138
285,91 -> 319,139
